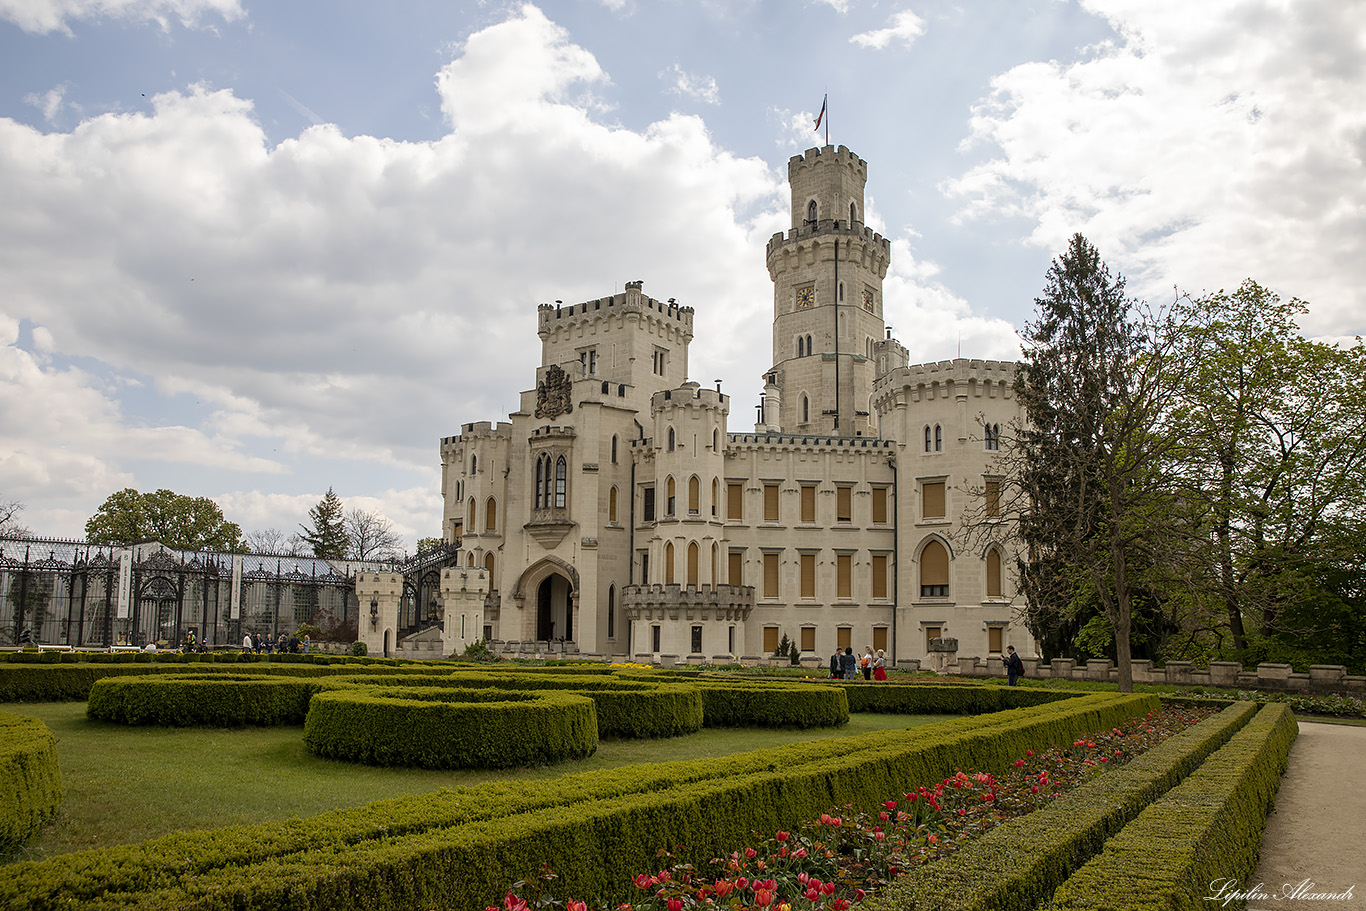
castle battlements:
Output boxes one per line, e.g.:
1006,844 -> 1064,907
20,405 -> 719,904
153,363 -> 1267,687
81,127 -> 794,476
789,145 -> 867,182
765,220 -> 891,262
536,280 -> 694,334
650,383 -> 728,413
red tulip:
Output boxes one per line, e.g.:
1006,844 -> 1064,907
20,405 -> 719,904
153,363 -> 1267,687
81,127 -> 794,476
667,898 -> 683,911
821,881 -> 837,895
755,890 -> 774,908
635,875 -> 655,891
568,901 -> 587,911
806,888 -> 820,902
775,830 -> 790,842
884,800 -> 897,809
745,847 -> 757,859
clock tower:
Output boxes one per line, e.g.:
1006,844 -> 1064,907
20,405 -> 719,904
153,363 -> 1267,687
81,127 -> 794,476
763,145 -> 892,436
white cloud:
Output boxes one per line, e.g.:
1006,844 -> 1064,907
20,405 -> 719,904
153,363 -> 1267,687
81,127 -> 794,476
23,85 -> 68,124
0,0 -> 243,33
811,0 -> 851,13
945,0 -> 1366,339
661,64 -> 721,105
850,9 -> 926,50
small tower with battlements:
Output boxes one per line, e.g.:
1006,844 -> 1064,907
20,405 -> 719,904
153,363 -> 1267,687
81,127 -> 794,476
764,145 -> 892,436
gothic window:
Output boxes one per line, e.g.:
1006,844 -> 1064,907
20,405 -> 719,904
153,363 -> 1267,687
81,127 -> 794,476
666,476 -> 676,516
712,429 -> 719,451
609,486 -> 618,522
607,585 -> 616,639
850,202 -> 857,223
935,424 -> 943,451
985,423 -> 1000,450
668,428 -> 675,451
688,476 -> 700,514
687,542 -> 699,586
806,334 -> 812,353
555,456 -> 567,508
471,455 -> 477,474
484,552 -> 496,590
468,497 -> 477,528
485,497 -> 497,532
807,200 -> 818,223
924,425 -> 932,452
801,394 -> 810,424
797,337 -> 804,358
839,282 -> 844,302
665,542 -> 675,584
611,435 -> 618,463
920,539 -> 950,598
711,477 -> 719,516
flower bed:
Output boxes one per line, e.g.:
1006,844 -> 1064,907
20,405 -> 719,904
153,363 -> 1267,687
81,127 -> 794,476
486,702 -> 1221,911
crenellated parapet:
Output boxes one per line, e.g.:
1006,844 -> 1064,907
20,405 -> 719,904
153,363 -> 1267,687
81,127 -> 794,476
766,221 -> 891,281
536,280 -> 694,337
621,583 -> 755,622
872,358 -> 1018,411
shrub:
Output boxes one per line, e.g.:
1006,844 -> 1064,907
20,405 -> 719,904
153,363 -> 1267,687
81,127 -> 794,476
0,712 -> 63,855
350,641 -> 368,657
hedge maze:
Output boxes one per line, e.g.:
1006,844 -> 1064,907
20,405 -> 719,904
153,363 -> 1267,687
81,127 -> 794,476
0,657 -> 1298,910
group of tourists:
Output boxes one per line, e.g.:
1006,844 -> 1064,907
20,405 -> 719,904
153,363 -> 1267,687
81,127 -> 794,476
241,632 -> 311,655
829,646 -> 888,681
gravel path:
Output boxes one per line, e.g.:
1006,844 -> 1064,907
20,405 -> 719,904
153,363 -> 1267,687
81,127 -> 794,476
1244,721 -> 1365,910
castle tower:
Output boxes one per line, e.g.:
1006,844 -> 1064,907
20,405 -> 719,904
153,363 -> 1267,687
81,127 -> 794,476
764,146 -> 892,436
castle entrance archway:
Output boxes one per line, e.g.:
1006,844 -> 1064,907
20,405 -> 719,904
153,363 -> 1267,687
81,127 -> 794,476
536,574 -> 573,642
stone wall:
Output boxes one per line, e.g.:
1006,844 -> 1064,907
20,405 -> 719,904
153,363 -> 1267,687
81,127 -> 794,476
948,656 -> 1366,695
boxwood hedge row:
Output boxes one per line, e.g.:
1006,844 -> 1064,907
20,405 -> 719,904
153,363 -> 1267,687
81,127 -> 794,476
840,682 -> 1075,715
1043,703 -> 1297,911
87,674 -> 325,726
303,686 -> 599,768
869,701 -> 1261,911
0,712 -> 63,855
0,693 -> 1154,910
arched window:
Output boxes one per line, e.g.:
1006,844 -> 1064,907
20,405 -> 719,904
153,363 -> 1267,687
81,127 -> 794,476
935,425 -> 943,451
712,429 -> 719,451
687,542 -> 699,586
985,423 -> 1000,450
711,477 -> 719,516
666,476 -> 676,515
609,485 -> 618,522
807,200 -> 818,223
554,456 -> 567,508
806,334 -> 812,354
668,427 -> 676,451
839,282 -> 844,301
801,394 -> 810,423
485,497 -> 497,531
467,497 -> 477,528
711,542 -> 719,589
850,202 -> 857,223
665,541 -> 676,584
985,548 -> 1003,598
484,552 -> 496,589
611,435 -> 618,463
688,476 -> 700,513
797,337 -> 804,357
607,584 -> 616,639
924,426 -> 932,452
920,539 -> 950,598
470,455 -> 477,474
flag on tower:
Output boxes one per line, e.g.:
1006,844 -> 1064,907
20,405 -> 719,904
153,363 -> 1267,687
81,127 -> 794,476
814,95 -> 827,131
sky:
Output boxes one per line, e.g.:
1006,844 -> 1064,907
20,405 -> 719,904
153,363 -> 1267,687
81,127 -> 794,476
1,0 -> 1362,551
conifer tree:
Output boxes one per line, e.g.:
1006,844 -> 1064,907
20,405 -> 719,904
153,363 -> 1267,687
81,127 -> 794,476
298,487 -> 347,559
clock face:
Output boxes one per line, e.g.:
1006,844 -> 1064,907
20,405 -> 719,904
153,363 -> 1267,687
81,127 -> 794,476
796,286 -> 815,310
862,288 -> 875,312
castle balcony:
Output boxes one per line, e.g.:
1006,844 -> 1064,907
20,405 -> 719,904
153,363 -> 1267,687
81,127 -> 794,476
621,583 -> 755,623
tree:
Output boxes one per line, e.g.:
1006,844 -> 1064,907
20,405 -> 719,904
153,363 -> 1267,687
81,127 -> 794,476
243,527 -> 304,555
1171,281 -> 1366,663
298,488 -> 347,559
344,507 -> 402,560
0,495 -> 31,537
85,488 -> 244,551
1012,234 -> 1190,693
415,536 -> 444,554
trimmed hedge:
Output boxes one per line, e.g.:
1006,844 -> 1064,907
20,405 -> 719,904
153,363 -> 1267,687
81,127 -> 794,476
303,686 -> 599,768
0,692 -> 1153,910
682,679 -> 849,728
1044,703 -> 1297,910
86,674 -> 326,726
869,701 -> 1260,911
840,682 -> 1076,715
0,712 -> 63,855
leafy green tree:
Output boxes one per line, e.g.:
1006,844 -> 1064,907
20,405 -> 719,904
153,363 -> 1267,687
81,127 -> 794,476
415,536 -> 443,553
1012,234 -> 1190,692
85,488 -> 244,551
1171,281 -> 1366,661
298,487 -> 347,559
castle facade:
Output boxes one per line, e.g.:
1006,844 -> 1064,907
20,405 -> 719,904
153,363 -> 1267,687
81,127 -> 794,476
390,146 -> 1027,664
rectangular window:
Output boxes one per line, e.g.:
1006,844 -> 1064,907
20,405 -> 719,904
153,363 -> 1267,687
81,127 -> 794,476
985,479 -> 1001,517
652,625 -> 662,652
871,554 -> 888,599
836,486 -> 852,522
727,482 -> 744,520
871,487 -> 888,524
800,484 -> 816,522
642,485 -> 655,522
988,627 -> 1003,654
922,481 -> 946,519
728,626 -> 735,655
800,627 -> 816,653
691,625 -> 703,655
800,553 -> 816,598
873,627 -> 888,652
763,552 -> 780,598
837,553 -> 852,599
837,627 -> 852,650
728,550 -> 743,586
763,484 -> 780,522
763,626 -> 779,653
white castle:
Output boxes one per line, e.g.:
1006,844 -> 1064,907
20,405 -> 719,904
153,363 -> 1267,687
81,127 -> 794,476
359,145 -> 1026,665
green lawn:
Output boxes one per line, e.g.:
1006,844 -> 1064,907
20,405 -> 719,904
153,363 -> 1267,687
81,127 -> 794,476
7,702 -> 952,862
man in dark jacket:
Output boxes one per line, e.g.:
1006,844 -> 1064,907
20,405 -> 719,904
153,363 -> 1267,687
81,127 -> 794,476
1003,645 -> 1024,686
840,647 -> 858,681
830,650 -> 842,679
